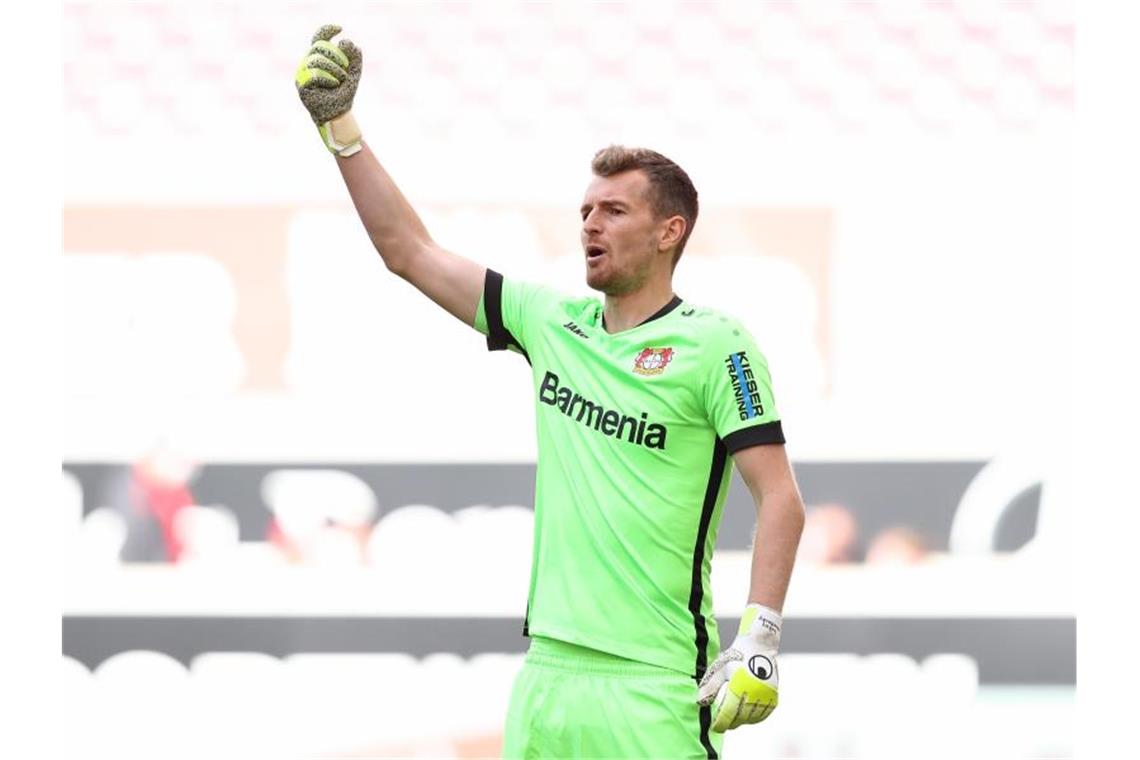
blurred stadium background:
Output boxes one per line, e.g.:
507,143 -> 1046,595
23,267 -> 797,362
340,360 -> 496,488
63,1 -> 1073,758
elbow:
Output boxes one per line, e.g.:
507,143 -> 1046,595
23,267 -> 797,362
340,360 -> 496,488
792,491 -> 806,522
375,238 -> 432,279
770,490 -> 806,532
775,494 -> 806,553
383,252 -> 408,278
790,495 -> 806,535
370,237 -> 410,278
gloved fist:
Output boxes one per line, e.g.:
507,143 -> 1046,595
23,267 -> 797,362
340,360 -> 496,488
697,604 -> 781,732
295,24 -> 364,156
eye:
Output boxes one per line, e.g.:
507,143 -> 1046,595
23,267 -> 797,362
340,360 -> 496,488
610,207 -> 624,216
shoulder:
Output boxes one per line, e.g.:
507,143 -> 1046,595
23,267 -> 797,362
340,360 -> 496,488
544,288 -> 602,322
676,301 -> 754,344
502,276 -> 598,314
559,292 -> 601,314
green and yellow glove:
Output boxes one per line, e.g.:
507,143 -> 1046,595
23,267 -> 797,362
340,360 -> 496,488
697,604 -> 782,732
295,24 -> 363,156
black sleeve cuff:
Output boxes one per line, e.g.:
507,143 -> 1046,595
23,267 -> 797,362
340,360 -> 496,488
722,421 -> 786,453
483,269 -> 529,362
484,269 -> 511,351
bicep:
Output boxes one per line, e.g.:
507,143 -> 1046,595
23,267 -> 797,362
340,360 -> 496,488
732,444 -> 801,506
396,243 -> 486,328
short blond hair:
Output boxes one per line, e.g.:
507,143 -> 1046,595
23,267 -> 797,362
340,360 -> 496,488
591,145 -> 699,265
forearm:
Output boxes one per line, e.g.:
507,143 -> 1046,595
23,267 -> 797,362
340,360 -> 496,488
701,489 -> 796,730
336,141 -> 435,274
747,491 -> 805,612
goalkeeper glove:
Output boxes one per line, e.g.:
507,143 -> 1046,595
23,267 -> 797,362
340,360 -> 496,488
697,603 -> 782,732
295,24 -> 364,156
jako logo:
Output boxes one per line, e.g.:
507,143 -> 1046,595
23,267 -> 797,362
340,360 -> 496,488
539,371 -> 667,449
725,351 -> 765,420
562,321 -> 589,339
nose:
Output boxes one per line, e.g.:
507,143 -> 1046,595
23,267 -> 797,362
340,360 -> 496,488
582,208 -> 602,236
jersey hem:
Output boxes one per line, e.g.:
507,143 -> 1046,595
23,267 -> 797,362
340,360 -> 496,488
526,623 -> 714,679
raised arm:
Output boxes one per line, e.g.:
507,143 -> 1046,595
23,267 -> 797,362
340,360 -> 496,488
335,143 -> 485,326
295,24 -> 484,327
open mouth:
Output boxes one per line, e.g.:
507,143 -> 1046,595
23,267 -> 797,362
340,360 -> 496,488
586,245 -> 606,260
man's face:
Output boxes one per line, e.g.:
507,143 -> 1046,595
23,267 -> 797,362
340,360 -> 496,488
579,170 -> 664,295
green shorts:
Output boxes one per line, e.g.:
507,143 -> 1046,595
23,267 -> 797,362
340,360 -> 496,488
502,636 -> 724,759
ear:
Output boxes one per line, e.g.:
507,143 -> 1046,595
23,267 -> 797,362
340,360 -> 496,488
658,215 -> 687,252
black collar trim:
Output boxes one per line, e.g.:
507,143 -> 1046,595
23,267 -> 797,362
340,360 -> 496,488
641,294 -> 684,326
602,295 -> 683,331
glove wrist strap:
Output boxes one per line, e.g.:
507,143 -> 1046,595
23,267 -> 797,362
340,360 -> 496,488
319,111 -> 363,157
740,603 -> 783,649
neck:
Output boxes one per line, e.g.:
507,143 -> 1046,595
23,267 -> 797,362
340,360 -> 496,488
602,276 -> 676,334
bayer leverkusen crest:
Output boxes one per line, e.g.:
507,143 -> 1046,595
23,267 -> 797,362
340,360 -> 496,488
633,347 -> 675,375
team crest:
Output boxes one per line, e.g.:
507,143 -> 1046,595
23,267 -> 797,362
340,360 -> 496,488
633,347 -> 675,376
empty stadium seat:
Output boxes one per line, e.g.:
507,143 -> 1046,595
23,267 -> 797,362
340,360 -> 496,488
261,468 -> 378,530
172,505 -> 240,564
259,469 -> 376,565
301,526 -> 367,567
92,651 -> 191,759
854,654 -> 924,758
462,653 -> 525,735
62,657 -> 98,760
773,654 -> 863,758
452,504 -> 493,526
366,505 -> 459,606
912,654 -> 981,759
922,653 -> 979,700
949,445 -> 1064,556
73,507 -> 127,567
189,652 -> 289,758
403,653 -> 469,738
452,505 -> 534,608
96,649 -> 187,684
284,653 -> 420,752
63,469 -> 83,531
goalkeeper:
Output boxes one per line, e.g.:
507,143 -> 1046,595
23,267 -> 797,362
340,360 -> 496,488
297,25 -> 805,759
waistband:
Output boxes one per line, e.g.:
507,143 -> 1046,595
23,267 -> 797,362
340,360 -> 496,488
524,636 -> 681,680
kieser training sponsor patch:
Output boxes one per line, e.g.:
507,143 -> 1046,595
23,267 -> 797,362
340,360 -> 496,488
725,351 -> 765,420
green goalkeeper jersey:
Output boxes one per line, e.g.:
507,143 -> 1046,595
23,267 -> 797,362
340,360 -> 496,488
474,270 -> 785,679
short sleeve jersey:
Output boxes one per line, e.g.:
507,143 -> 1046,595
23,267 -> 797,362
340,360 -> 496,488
474,269 -> 785,679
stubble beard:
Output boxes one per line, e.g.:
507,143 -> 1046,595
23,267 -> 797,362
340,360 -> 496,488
585,242 -> 655,296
